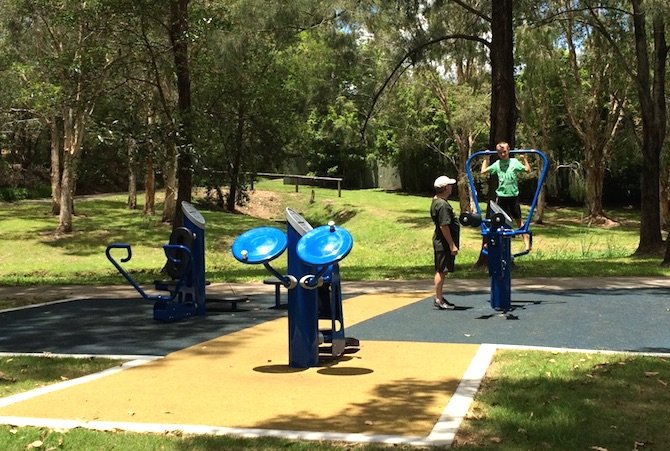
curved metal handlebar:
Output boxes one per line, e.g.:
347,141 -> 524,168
464,149 -> 549,238
106,242 -> 132,263
106,242 -> 182,302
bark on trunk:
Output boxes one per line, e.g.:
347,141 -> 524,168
475,0 -> 516,268
144,157 -> 156,216
584,145 -> 605,219
170,0 -> 193,230
49,117 -> 62,216
56,107 -> 87,234
127,139 -> 137,210
633,2 -> 667,255
226,106 -> 245,212
161,143 -> 178,223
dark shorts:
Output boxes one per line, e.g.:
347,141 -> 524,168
495,196 -> 522,220
434,250 -> 455,273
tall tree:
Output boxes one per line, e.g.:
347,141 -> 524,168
583,0 -> 667,254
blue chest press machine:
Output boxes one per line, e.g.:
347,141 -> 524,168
106,201 -> 244,322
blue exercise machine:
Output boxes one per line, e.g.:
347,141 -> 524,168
106,201 -> 215,322
460,149 -> 549,313
231,208 -> 358,368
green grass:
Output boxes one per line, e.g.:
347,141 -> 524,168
455,350 -> 670,450
0,356 -> 124,398
0,179 -> 667,289
1,182 -> 669,449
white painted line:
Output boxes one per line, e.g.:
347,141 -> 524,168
0,297 -> 87,314
0,358 -> 159,408
425,343 -> 497,446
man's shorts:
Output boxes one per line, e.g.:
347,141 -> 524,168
495,196 -> 522,220
434,250 -> 455,273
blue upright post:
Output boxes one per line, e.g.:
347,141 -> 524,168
181,201 -> 207,315
486,231 -> 512,310
285,209 -> 319,368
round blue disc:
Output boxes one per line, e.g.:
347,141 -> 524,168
231,227 -> 288,264
297,225 -> 353,266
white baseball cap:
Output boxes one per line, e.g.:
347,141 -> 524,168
433,175 -> 456,188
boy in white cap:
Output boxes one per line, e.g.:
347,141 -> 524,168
430,175 -> 459,310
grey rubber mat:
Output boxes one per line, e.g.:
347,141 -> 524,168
347,288 -> 670,354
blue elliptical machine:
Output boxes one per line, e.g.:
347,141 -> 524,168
459,149 -> 548,314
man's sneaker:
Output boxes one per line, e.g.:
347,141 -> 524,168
433,298 -> 455,310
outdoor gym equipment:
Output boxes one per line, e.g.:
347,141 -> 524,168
106,202 -> 211,322
460,149 -> 549,312
231,207 -> 358,368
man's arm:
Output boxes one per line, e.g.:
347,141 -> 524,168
440,225 -> 458,255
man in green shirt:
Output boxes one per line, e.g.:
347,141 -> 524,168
430,175 -> 459,310
481,141 -> 532,250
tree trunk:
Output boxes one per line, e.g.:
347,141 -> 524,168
49,117 -> 62,216
226,106 -> 245,212
584,144 -> 605,220
475,0 -> 516,268
489,0 -> 516,149
633,3 -> 667,255
57,107 -> 87,234
144,157 -> 156,216
127,139 -> 137,210
161,143 -> 178,223
170,0 -> 193,229
660,166 -> 670,230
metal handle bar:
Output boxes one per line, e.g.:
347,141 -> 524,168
464,149 -> 549,237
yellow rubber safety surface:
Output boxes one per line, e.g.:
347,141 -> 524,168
0,292 -> 480,438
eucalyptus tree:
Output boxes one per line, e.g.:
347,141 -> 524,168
577,0 -> 668,255
527,3 -> 628,223
2,0 -> 129,233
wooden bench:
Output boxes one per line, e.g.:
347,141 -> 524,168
263,278 -> 286,308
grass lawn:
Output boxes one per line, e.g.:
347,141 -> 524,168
0,179 -> 667,288
0,181 -> 669,449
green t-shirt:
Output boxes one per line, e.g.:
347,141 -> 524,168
487,158 -> 526,197
430,197 -> 460,251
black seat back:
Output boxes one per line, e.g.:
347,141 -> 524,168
165,227 -> 194,279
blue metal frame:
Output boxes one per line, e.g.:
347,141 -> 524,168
464,149 -> 549,311
465,149 -> 549,238
231,209 -> 356,368
106,243 -> 192,304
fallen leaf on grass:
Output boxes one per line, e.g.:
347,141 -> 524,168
590,446 -> 608,451
644,372 -> 659,377
27,440 -> 43,449
658,379 -> 667,386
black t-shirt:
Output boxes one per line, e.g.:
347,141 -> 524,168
430,197 -> 460,251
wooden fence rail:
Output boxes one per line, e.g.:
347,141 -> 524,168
253,172 -> 342,197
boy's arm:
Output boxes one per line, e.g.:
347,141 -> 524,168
520,154 -> 531,172
481,157 -> 490,174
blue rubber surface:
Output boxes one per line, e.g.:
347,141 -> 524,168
347,288 -> 670,354
0,296 -> 285,356
2,288 -> 669,356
